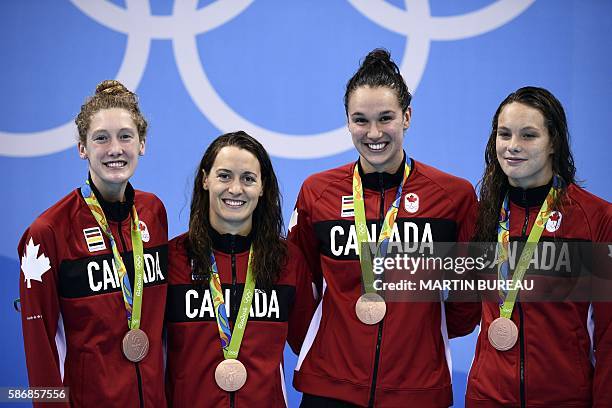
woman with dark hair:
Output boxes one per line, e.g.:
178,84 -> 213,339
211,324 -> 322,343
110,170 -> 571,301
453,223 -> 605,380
466,86 -> 612,407
18,80 -> 168,406
165,131 -> 315,407
288,48 -> 478,407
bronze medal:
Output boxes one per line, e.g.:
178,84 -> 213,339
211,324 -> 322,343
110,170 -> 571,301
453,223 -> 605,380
355,293 -> 386,325
122,328 -> 149,362
488,317 -> 518,351
215,359 -> 248,392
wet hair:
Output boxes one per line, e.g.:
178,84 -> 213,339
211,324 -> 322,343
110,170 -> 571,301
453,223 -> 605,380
75,80 -> 148,144
344,48 -> 412,115
187,131 -> 287,288
474,86 -> 577,241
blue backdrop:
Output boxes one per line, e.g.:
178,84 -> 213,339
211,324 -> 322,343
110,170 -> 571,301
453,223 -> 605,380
1,1 -> 610,406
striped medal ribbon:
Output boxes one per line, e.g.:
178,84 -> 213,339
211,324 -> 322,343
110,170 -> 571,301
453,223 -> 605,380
352,162 -> 411,324
81,181 -> 148,362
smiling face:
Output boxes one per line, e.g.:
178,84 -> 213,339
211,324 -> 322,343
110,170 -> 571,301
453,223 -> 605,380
203,146 -> 263,235
347,86 -> 410,173
496,102 -> 554,189
78,108 -> 144,201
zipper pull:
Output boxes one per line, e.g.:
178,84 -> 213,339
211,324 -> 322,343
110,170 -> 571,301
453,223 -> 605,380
521,193 -> 530,238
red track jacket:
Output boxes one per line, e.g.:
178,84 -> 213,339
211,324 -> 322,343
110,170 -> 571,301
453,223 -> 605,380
466,183 -> 612,407
288,157 -> 478,407
19,184 -> 168,407
165,230 -> 316,407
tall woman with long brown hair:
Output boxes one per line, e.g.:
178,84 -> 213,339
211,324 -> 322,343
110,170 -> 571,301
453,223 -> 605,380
288,48 -> 478,407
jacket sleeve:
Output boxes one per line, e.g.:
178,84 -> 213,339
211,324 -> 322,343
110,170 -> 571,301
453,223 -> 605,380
592,202 -> 612,407
444,183 -> 482,338
286,243 -> 317,354
18,220 -> 70,407
287,181 -> 324,299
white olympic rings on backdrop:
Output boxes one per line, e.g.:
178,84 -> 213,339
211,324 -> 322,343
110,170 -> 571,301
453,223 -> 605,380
0,0 -> 252,157
0,0 -> 534,158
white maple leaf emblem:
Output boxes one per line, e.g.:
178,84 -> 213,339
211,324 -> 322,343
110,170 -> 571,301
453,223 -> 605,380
21,238 -> 51,288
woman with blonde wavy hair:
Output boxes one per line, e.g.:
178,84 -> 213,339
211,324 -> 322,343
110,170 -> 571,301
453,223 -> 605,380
19,80 -> 168,407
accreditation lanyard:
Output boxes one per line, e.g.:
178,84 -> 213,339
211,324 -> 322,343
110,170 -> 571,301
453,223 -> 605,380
209,246 -> 255,359
80,181 -> 145,330
496,179 -> 559,318
352,162 -> 411,293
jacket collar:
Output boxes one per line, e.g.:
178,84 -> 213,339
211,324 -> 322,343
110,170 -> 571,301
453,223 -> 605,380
86,174 -> 135,222
356,152 -> 408,191
209,227 -> 252,254
508,178 -> 553,208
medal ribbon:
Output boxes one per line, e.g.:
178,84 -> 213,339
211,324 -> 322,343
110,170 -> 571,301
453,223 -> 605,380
496,178 -> 559,318
352,162 -> 411,293
209,246 -> 255,359
80,181 -> 145,330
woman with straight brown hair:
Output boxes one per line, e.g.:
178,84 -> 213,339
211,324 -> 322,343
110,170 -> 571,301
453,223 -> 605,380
165,131 -> 315,407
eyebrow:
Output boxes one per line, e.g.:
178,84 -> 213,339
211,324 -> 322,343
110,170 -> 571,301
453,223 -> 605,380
497,126 -> 540,131
350,110 -> 396,117
216,168 -> 258,177
90,127 -> 135,134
